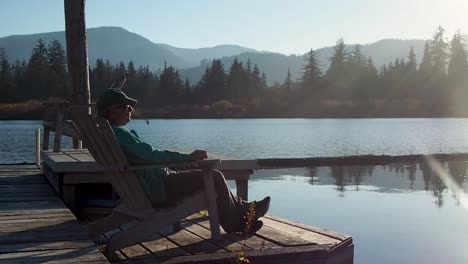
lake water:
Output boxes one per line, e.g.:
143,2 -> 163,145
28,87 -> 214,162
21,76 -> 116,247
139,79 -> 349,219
1,118 -> 468,263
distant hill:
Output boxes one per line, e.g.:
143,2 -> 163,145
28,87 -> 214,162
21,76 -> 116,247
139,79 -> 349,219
180,40 -> 428,85
0,27 -> 258,70
156,44 -> 259,66
1,26 -> 461,86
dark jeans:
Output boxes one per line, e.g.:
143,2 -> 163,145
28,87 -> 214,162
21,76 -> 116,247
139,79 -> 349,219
164,169 -> 247,232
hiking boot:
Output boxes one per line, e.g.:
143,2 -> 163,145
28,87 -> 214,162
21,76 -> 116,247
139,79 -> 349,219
253,196 -> 270,220
225,220 -> 263,235
248,220 -> 263,234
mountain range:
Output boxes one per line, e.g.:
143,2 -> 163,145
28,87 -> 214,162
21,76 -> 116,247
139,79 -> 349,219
0,26 -> 447,85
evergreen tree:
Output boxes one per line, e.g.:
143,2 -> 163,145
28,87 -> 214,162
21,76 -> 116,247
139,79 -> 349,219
430,26 -> 449,76
0,48 -> 13,102
327,38 -> 348,77
419,41 -> 433,74
159,64 -> 183,105
227,57 -> 246,102
300,48 -> 322,91
125,61 -> 139,99
47,40 -> 68,98
90,59 -> 108,100
447,31 -> 467,80
350,44 -> 366,66
250,64 -> 264,97
261,73 -> 268,89
407,46 -> 417,72
197,59 -> 227,103
447,31 -> 468,114
325,38 -> 349,97
283,68 -> 292,91
12,60 -> 28,101
184,78 -> 191,96
27,39 -> 49,99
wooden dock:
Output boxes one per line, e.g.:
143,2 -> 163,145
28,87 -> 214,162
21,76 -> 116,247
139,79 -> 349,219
0,165 -> 108,264
0,164 -> 354,263
96,213 -> 353,263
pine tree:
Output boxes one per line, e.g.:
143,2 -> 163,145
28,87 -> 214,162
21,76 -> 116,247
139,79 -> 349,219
90,58 -> 107,100
47,40 -> 68,98
227,57 -> 246,102
430,26 -> 449,76
325,38 -> 349,96
350,44 -> 366,66
197,59 -> 227,103
407,46 -> 417,72
447,31 -> 468,80
419,41 -> 433,74
300,48 -> 322,91
283,68 -> 292,91
27,39 -> 49,99
250,64 -> 263,97
0,48 -> 13,102
159,64 -> 183,105
261,73 -> 268,89
327,38 -> 348,77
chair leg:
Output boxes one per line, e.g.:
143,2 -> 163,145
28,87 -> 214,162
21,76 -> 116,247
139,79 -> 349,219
107,214 -> 176,252
202,169 -> 221,240
88,212 -> 134,239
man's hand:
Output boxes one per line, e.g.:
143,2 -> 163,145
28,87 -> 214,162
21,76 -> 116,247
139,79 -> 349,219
188,149 -> 208,161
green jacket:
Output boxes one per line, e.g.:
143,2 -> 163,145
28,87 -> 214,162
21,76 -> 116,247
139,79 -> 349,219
112,126 -> 190,203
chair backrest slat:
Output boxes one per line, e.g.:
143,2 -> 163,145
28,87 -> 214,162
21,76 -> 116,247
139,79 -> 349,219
71,110 -> 153,211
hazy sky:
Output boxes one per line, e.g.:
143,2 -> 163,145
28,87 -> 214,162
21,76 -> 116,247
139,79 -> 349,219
1,0 -> 467,55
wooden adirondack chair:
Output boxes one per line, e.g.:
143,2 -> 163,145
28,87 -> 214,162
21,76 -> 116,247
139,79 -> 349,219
70,109 -> 221,252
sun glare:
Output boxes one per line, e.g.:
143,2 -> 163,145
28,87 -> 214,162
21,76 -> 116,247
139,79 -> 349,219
424,156 -> 468,211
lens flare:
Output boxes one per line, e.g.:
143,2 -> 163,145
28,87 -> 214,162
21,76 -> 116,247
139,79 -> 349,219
424,155 -> 468,210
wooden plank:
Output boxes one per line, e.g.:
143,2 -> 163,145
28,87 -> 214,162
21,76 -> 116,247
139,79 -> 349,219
0,208 -> 71,217
0,214 -> 74,224
0,228 -> 90,244
0,200 -> 66,210
0,185 -> 57,197
181,219 -> 248,252
186,214 -> 277,251
42,149 -> 257,173
264,215 -> 350,241
0,175 -> 47,185
0,247 -> 108,264
0,240 -> 95,253
0,212 -> 75,221
255,225 -> 316,247
0,196 -> 60,202
118,243 -> 152,260
257,153 -> 468,168
261,217 -> 340,246
118,244 -> 329,264
63,172 -> 109,184
0,218 -> 81,232
141,233 -> 190,258
0,165 -> 40,171
162,228 -> 226,255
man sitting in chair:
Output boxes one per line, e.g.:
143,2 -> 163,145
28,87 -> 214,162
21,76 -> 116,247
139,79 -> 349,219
97,88 -> 270,234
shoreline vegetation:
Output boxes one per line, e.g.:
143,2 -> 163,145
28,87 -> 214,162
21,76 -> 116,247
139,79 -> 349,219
2,98 -> 468,120
1,26 -> 467,119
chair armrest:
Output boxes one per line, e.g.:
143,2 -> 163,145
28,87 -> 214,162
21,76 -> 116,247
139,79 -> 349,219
93,159 -> 221,172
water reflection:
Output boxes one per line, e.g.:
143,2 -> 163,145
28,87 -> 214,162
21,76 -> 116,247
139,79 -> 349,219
254,160 -> 468,208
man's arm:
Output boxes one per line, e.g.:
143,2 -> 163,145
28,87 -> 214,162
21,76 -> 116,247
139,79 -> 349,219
113,127 -> 202,164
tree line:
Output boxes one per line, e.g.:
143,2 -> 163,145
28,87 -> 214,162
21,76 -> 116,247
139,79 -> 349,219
0,26 -> 467,117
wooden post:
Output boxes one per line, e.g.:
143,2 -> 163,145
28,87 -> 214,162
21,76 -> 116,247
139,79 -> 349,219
64,0 -> 90,148
36,128 -> 41,167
